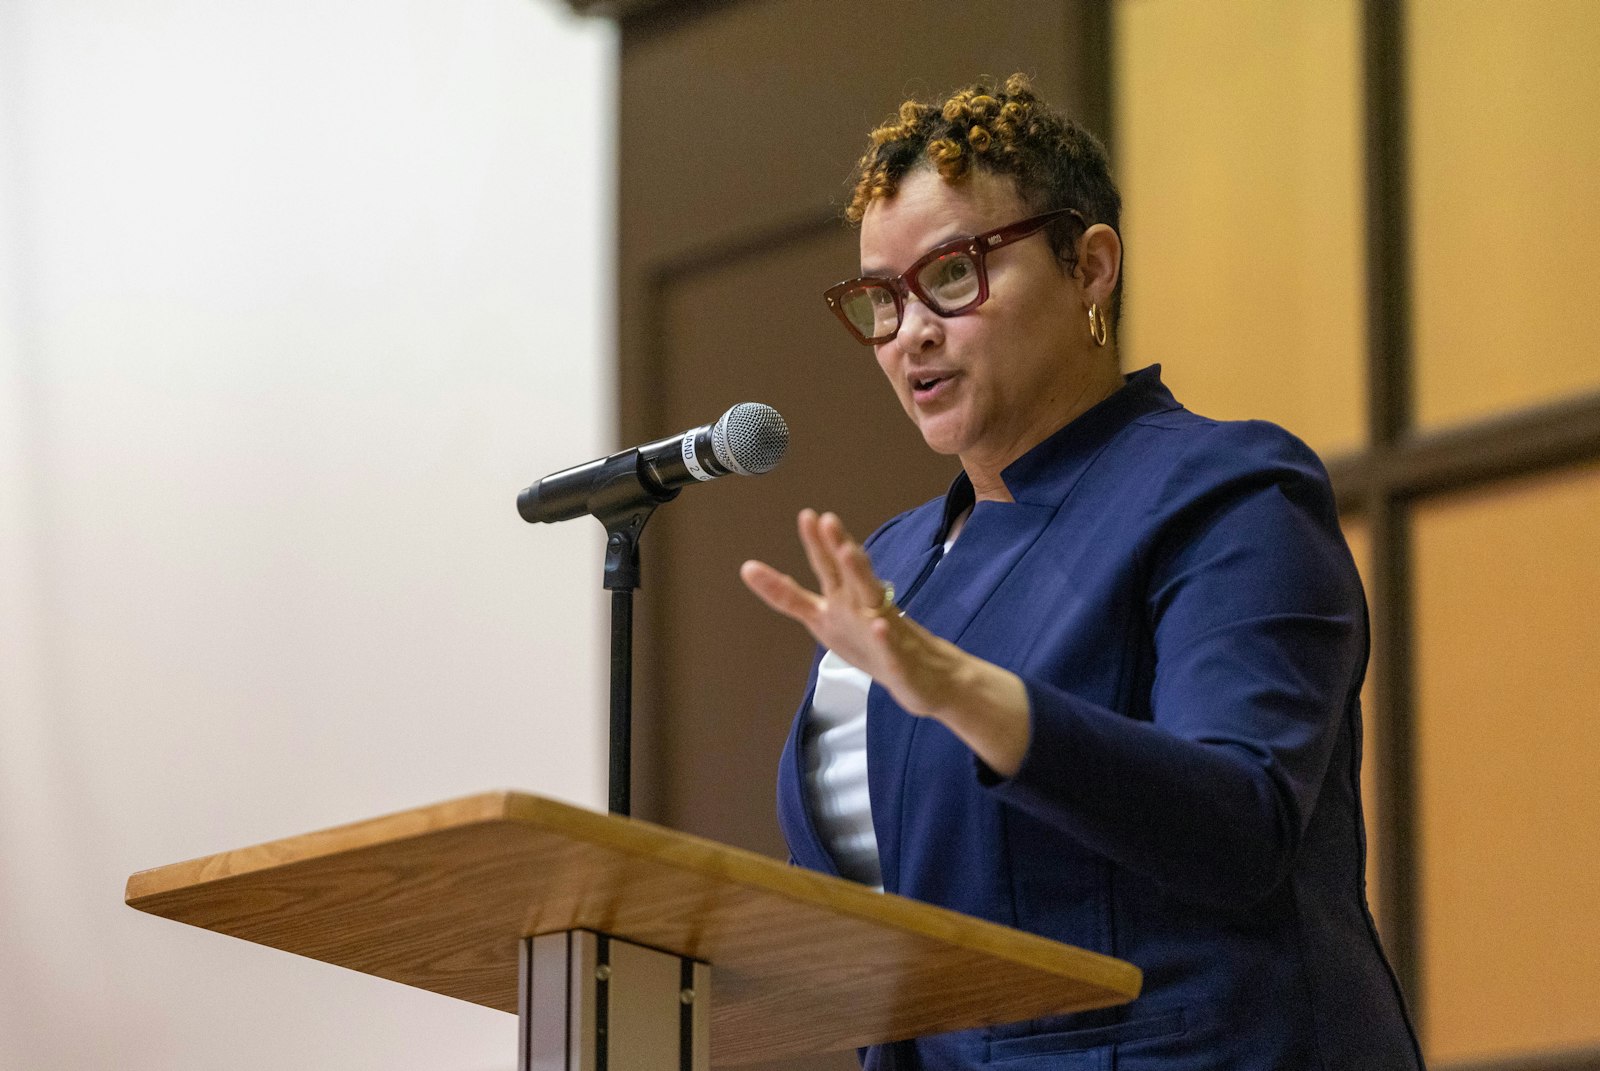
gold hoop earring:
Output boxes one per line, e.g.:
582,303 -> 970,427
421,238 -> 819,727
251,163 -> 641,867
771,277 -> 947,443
1087,303 -> 1109,347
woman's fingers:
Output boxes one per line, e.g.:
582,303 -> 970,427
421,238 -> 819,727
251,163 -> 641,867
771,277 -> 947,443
819,512 -> 884,611
746,510 -> 911,665
739,560 -> 821,625
742,509 -> 992,730
797,509 -> 842,595
847,538 -> 887,610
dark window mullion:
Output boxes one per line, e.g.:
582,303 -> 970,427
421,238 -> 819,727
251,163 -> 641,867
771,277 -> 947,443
1362,0 -> 1423,1021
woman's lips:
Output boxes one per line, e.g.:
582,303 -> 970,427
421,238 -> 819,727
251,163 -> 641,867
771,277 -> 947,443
911,371 -> 958,404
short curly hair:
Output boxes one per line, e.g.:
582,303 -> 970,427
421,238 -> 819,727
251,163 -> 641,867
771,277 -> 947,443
847,73 -> 1123,328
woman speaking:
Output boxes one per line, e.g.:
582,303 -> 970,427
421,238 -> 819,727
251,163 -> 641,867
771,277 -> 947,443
739,75 -> 1424,1071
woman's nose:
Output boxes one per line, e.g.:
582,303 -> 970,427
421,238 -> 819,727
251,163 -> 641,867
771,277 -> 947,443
896,295 -> 944,353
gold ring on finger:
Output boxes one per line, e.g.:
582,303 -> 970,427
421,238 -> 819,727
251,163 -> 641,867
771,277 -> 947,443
876,580 -> 896,614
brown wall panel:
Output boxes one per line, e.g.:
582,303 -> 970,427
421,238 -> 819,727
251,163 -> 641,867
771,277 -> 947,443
619,1 -> 1087,277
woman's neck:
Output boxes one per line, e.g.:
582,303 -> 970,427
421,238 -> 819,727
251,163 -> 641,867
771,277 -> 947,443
963,359 -> 1125,503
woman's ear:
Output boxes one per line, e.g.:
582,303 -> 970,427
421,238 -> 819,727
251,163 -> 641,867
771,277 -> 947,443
1076,223 -> 1122,307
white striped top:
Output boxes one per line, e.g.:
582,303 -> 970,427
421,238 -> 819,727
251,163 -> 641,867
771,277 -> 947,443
802,514 -> 966,890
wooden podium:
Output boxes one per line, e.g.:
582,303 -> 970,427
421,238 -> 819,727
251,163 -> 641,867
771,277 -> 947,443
125,790 -> 1140,1068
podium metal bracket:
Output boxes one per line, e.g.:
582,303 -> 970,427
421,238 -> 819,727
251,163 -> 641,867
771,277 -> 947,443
519,930 -> 709,1071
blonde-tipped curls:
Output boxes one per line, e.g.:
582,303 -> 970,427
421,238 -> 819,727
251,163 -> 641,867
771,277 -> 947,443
843,73 -> 1124,326
847,75 -> 1047,222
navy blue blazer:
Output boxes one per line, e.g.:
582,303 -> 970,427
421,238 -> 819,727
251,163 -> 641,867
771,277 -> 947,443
777,367 -> 1424,1071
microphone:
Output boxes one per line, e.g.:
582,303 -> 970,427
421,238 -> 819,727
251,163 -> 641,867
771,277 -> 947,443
517,402 -> 790,525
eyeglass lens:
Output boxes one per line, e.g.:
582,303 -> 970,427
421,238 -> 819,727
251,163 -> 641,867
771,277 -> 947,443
838,249 -> 983,342
837,287 -> 899,343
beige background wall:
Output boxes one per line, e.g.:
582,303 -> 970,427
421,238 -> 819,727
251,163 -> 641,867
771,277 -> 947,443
0,2 -> 614,1068
1408,0 -> 1600,430
1117,0 -> 1367,458
1413,465 -> 1600,1061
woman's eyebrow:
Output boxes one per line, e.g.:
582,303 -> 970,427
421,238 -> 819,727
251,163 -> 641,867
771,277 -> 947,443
858,232 -> 966,278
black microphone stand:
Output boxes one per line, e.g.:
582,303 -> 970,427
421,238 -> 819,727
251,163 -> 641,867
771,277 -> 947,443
520,403 -> 787,817
579,452 -> 680,817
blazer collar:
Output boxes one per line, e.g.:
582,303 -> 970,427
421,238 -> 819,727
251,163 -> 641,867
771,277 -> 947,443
993,363 -> 1179,509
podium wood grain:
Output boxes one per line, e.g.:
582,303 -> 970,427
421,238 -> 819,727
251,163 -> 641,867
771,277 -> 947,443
125,791 -> 1140,1065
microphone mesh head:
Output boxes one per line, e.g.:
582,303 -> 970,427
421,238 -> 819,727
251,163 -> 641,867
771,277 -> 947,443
712,402 -> 790,476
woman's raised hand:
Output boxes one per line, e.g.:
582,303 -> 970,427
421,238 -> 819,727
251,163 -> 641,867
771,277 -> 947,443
739,509 -> 935,706
739,509 -> 1032,775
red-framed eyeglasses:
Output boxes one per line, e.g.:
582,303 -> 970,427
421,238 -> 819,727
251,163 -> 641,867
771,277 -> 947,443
823,208 -> 1083,345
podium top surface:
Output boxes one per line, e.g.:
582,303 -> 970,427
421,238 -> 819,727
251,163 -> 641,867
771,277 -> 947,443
126,791 -> 1140,1065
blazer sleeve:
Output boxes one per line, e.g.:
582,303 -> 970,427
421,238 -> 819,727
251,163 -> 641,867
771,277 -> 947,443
981,420 -> 1367,909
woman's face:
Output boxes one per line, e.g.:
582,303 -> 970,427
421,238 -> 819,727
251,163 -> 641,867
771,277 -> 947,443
859,167 -> 1093,475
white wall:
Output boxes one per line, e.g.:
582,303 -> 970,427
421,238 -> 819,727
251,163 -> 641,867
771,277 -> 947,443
0,1 -> 615,1067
